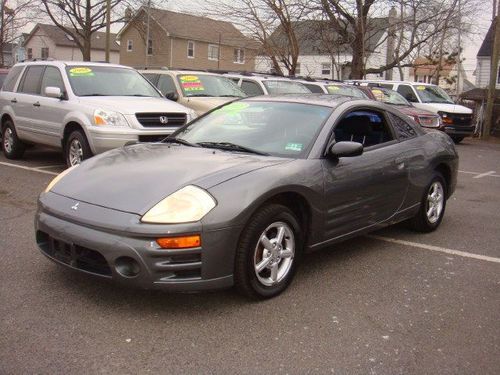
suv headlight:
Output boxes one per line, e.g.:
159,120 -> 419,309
141,185 -> 216,224
93,109 -> 129,127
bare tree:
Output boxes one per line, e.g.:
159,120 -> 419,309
0,0 -> 40,66
41,0 -> 130,61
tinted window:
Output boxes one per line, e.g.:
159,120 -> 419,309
3,66 -> 25,92
241,80 -> 264,96
334,110 -> 394,147
326,84 -> 368,98
174,101 -> 333,158
397,85 -> 418,102
157,75 -> 176,96
388,112 -> 417,140
263,80 -> 311,94
304,83 -> 324,93
142,73 -> 159,86
19,66 -> 45,94
41,66 -> 65,95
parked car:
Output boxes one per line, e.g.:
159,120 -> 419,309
348,80 -> 473,143
36,95 -> 458,299
140,69 -> 246,115
0,61 -> 197,166
363,86 -> 442,129
224,73 -> 312,96
296,79 -> 371,99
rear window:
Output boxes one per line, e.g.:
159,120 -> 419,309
326,85 -> 368,98
2,66 -> 24,92
262,80 -> 311,94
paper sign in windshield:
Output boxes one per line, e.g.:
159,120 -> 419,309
180,75 -> 205,92
69,67 -> 94,77
416,86 -> 426,91
285,143 -> 303,152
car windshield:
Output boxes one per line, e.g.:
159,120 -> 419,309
371,88 -> 410,106
172,101 -> 332,158
66,66 -> 161,97
263,80 -> 311,94
326,84 -> 367,99
177,74 -> 246,98
414,85 -> 454,104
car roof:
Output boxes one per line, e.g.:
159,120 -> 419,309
350,79 -> 436,86
140,69 -> 225,77
242,94 -> 367,108
13,60 -> 132,70
224,73 -> 297,82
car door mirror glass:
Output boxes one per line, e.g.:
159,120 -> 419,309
45,86 -> 63,99
328,141 -> 363,158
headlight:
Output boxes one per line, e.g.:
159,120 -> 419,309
141,185 -> 216,224
93,109 -> 129,127
44,165 -> 78,193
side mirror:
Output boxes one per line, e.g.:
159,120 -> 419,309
327,141 -> 363,158
165,91 -> 179,101
45,86 -> 63,99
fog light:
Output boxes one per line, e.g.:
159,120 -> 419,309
115,256 -> 140,278
156,235 -> 201,249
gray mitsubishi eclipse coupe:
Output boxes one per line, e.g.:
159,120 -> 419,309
35,95 -> 458,299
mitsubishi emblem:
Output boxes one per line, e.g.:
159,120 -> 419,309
71,202 -> 80,211
159,116 -> 169,124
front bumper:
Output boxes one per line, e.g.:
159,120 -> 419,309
442,125 -> 475,136
35,193 -> 241,291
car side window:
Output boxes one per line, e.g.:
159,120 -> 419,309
397,85 -> 418,102
142,73 -> 159,86
18,66 -> 45,95
241,80 -> 264,96
157,75 -> 176,96
41,66 -> 65,96
2,66 -> 24,92
334,110 -> 394,147
388,112 -> 418,140
304,83 -> 324,93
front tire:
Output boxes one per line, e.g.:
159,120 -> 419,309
408,173 -> 447,233
234,204 -> 302,299
2,120 -> 26,159
451,136 -> 464,144
65,130 -> 92,167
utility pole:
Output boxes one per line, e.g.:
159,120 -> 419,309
456,0 -> 462,97
145,0 -> 151,67
105,0 -> 111,62
483,10 -> 500,139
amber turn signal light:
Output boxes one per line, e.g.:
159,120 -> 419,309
156,235 -> 201,249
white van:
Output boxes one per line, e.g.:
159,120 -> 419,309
349,80 -> 473,143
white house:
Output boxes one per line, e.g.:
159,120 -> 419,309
23,23 -> 120,63
475,18 -> 500,89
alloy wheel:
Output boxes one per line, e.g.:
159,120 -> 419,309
3,128 -> 14,154
253,221 -> 295,287
68,138 -> 83,166
426,181 -> 444,224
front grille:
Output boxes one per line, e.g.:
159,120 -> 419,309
443,112 -> 473,126
136,112 -> 187,128
37,231 -> 111,277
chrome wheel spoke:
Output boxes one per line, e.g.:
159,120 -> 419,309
255,256 -> 272,273
280,249 -> 293,258
276,226 -> 285,244
260,235 -> 273,250
270,263 -> 278,282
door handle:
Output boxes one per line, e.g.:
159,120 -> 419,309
11,98 -> 17,103
33,102 -> 40,107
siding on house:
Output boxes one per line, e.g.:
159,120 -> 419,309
475,57 -> 500,89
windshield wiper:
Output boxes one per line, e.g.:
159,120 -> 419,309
162,137 -> 199,147
196,142 -> 270,156
187,94 -> 212,97
79,93 -> 108,96
121,94 -> 155,97
219,94 -> 244,97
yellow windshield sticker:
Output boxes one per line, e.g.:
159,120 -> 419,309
180,75 -> 204,91
371,89 -> 384,100
69,67 -> 94,76
416,86 -> 426,91
327,85 -> 340,93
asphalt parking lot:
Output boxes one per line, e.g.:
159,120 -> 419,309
0,139 -> 499,374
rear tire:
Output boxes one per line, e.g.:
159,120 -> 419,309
2,120 -> 26,159
451,136 -> 464,144
234,204 -> 302,299
408,172 -> 447,233
65,130 -> 92,167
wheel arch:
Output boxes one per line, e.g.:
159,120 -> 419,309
62,121 -> 86,150
434,163 -> 451,198
1,113 -> 14,132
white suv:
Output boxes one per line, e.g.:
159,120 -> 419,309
349,80 -> 473,143
0,61 -> 196,166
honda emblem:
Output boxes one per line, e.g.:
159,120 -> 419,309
159,116 -> 169,124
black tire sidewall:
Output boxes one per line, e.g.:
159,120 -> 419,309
236,204 -> 303,299
65,130 -> 92,167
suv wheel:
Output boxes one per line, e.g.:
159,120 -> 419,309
234,204 -> 302,299
2,120 -> 26,159
65,130 -> 92,167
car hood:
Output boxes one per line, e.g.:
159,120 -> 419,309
77,96 -> 190,115
414,102 -> 473,114
182,97 -> 237,115
51,144 -> 289,215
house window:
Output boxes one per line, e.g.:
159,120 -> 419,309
147,39 -> 153,55
233,48 -> 244,64
127,40 -> 133,51
41,47 -> 49,59
321,63 -> 331,75
497,66 -> 500,84
27,48 -> 32,60
187,41 -> 195,58
295,63 -> 300,75
208,44 -> 219,61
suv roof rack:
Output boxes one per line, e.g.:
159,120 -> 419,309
20,57 -> 56,63
135,66 -> 169,70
